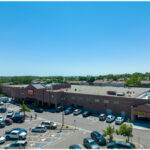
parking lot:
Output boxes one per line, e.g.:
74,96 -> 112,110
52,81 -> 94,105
0,103 -> 82,149
0,102 -> 149,148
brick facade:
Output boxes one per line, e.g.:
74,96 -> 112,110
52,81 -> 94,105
1,84 -> 150,120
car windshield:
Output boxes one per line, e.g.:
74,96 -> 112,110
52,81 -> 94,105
50,122 -> 54,125
75,109 -> 79,112
117,117 -> 122,120
8,111 -> 12,113
67,107 -> 72,110
94,132 -> 101,137
90,141 -> 97,145
0,116 -> 3,119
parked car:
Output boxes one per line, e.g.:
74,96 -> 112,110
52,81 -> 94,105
91,131 -> 106,146
5,140 -> 27,149
0,101 -> 4,106
56,106 -> 65,112
31,125 -> 47,132
0,116 -> 4,121
0,136 -> 6,144
106,115 -> 116,123
41,121 -> 57,129
83,138 -> 100,149
64,107 -> 74,115
99,113 -> 106,121
12,115 -> 25,123
14,112 -> 20,116
0,107 -> 7,113
5,130 -> 27,140
69,144 -> 82,149
12,128 -> 27,133
7,110 -> 14,116
34,108 -> 44,113
5,128 -> 27,137
6,111 -> 14,119
4,118 -> 13,125
73,109 -> 82,116
107,141 -> 135,149
0,97 -> 9,103
82,111 -> 92,117
0,121 -> 5,128
115,117 -> 125,125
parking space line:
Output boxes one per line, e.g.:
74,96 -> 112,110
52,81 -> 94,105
49,138 -> 54,143
38,143 -> 43,148
67,130 -> 71,134
58,133 -> 63,139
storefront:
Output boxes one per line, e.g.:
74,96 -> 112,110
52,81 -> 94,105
131,103 -> 150,122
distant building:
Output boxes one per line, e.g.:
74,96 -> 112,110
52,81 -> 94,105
141,81 -> 150,87
93,80 -> 125,87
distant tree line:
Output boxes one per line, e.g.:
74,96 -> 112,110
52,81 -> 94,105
0,72 -> 150,86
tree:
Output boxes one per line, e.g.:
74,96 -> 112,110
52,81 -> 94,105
86,76 -> 95,83
116,124 -> 133,142
19,101 -> 30,118
103,125 -> 115,142
79,76 -> 87,81
126,73 -> 141,87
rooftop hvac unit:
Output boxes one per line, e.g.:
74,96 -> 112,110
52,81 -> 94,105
117,92 -> 125,96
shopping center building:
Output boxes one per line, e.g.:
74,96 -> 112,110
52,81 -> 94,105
0,83 -> 150,122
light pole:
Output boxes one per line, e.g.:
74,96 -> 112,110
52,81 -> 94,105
62,111 -> 64,127
59,111 -> 64,133
74,119 -> 76,130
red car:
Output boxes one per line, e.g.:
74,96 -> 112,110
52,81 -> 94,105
4,118 -> 13,125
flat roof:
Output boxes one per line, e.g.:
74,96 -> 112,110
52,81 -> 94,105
53,85 -> 150,98
5,85 -> 28,88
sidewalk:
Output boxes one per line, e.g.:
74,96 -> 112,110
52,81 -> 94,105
125,122 -> 150,131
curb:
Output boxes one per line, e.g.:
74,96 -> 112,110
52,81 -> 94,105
113,137 -> 144,149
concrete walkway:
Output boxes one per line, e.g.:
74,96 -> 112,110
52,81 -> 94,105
125,122 -> 150,131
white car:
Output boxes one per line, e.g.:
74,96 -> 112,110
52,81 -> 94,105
5,130 -> 27,140
0,101 -> 4,106
7,110 -> 14,116
6,110 -> 14,118
0,116 -> 3,121
106,115 -> 116,123
115,117 -> 125,125
0,136 -> 5,144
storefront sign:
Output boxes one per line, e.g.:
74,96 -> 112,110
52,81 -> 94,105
133,110 -> 146,116
28,90 -> 34,96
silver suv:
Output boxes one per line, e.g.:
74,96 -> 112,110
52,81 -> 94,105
5,130 -> 27,140
31,125 -> 47,132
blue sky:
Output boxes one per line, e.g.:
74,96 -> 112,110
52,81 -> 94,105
0,2 -> 150,76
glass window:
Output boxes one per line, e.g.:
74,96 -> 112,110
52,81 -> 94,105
95,99 -> 99,103
86,98 -> 91,102
72,96 -> 76,100
104,100 -> 109,104
114,101 -> 119,104
79,97 -> 83,101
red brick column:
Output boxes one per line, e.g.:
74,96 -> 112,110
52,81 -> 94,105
131,106 -> 135,122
